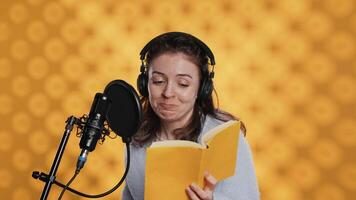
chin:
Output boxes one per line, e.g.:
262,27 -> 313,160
157,111 -> 185,122
157,113 -> 178,121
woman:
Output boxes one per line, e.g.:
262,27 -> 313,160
122,32 -> 259,200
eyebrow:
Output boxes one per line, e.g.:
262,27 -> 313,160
152,71 -> 193,79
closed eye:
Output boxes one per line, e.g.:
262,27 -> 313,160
152,80 -> 165,85
179,83 -> 189,87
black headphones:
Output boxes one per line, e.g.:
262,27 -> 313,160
137,32 -> 216,100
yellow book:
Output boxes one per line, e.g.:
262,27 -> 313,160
144,120 -> 240,200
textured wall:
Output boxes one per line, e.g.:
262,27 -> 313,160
0,0 -> 355,199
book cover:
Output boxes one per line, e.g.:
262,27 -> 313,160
144,120 -> 240,200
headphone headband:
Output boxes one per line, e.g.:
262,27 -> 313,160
139,32 -> 215,66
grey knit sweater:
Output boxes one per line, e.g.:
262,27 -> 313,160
122,115 -> 260,200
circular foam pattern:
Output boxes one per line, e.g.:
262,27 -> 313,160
0,168 -> 12,188
0,22 -> 9,42
27,0 -> 44,6
44,74 -> 68,99
304,53 -> 336,83
26,20 -> 48,43
78,38 -> 104,63
303,11 -> 333,41
338,163 -> 356,190
281,74 -> 314,104
44,37 -> 68,61
314,184 -> 346,200
43,2 -> 65,24
0,94 -> 13,115
330,75 -> 356,104
288,159 -> 320,189
333,119 -> 356,146
284,34 -> 312,61
325,31 -> 355,60
12,187 -> 32,200
280,0 -> 311,18
12,149 -> 32,171
0,0 -> 355,199
265,180 -> 302,200
78,73 -> 106,97
60,19 -> 85,44
310,138 -> 343,169
268,139 -> 297,165
0,58 -> 12,78
27,56 -> 49,79
323,0 -> 354,18
0,131 -> 13,151
44,110 -> 66,135
306,95 -> 339,125
9,3 -> 28,24
28,93 -> 50,117
10,40 -> 30,60
28,130 -> 51,154
284,117 -> 318,147
61,91 -> 88,116
11,112 -> 32,135
61,55 -> 87,80
351,13 -> 356,33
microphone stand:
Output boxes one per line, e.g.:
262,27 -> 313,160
37,116 -> 77,200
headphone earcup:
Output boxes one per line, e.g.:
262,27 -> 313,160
199,78 -> 213,100
137,72 -> 149,97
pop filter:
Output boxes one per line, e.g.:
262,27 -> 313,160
103,80 -> 142,139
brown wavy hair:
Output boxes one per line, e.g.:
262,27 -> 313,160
134,32 -> 246,146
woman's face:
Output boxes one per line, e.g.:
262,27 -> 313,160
148,52 -> 201,124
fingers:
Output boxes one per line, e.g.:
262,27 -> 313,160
186,172 -> 217,200
186,183 -> 211,200
186,184 -> 200,200
203,171 -> 218,191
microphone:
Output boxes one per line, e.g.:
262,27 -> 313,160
76,93 -> 110,172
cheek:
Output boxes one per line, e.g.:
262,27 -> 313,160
148,84 -> 161,105
178,88 -> 199,102
148,83 -> 159,97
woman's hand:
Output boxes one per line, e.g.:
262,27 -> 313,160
186,172 -> 217,200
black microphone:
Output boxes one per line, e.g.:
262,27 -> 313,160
76,93 -> 110,172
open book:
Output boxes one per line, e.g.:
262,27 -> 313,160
144,120 -> 240,200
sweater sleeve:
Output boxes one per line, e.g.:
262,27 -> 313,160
121,184 -> 135,200
121,145 -> 135,200
213,132 -> 260,200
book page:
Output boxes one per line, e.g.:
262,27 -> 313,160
151,140 -> 203,149
199,121 -> 240,183
202,120 -> 237,145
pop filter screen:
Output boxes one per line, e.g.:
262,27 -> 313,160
103,80 -> 142,138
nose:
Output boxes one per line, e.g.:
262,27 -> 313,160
162,81 -> 175,98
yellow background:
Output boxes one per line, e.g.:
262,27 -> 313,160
0,0 -> 355,199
